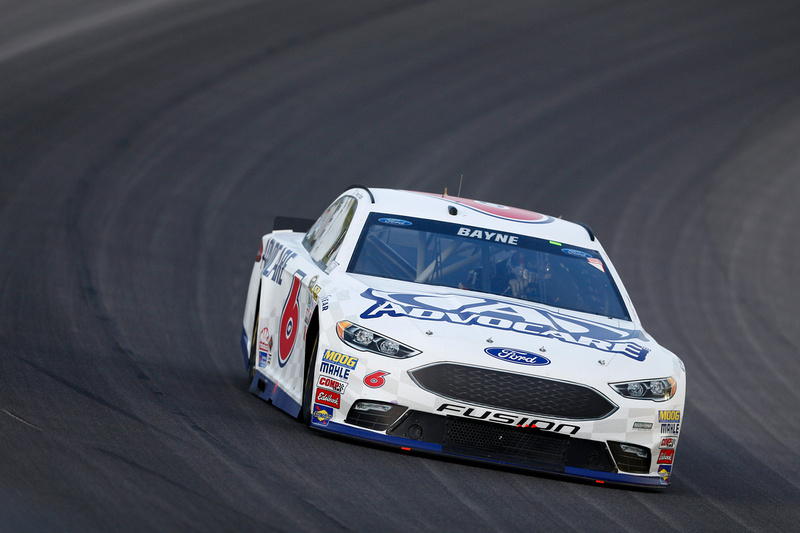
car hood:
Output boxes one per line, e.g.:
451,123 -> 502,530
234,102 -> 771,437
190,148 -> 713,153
328,273 -> 679,383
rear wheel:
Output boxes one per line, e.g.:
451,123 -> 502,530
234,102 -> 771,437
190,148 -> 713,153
247,284 -> 261,383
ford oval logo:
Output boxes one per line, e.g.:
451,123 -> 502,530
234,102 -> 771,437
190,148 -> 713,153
484,347 -> 551,366
562,248 -> 592,258
379,218 -> 412,226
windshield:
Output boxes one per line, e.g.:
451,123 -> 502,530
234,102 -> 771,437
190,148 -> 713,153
348,213 -> 630,320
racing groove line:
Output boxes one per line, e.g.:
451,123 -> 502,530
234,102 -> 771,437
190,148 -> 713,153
1,0 -> 800,531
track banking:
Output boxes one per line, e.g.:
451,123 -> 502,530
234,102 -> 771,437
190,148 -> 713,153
359,290 -> 650,361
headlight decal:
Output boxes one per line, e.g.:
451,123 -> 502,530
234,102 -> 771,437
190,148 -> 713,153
609,377 -> 677,401
336,321 -> 420,358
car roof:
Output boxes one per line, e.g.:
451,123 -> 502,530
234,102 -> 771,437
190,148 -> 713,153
358,187 -> 599,249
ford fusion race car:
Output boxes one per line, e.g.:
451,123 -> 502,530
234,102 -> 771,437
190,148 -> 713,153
240,186 -> 685,487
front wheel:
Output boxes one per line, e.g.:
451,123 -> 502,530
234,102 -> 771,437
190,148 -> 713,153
300,316 -> 319,425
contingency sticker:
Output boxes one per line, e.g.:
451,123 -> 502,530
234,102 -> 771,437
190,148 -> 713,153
312,404 -> 333,426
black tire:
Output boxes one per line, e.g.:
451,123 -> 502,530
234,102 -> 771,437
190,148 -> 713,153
246,284 -> 261,383
300,312 -> 320,425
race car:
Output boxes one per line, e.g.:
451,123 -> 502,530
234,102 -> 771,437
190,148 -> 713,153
240,186 -> 686,487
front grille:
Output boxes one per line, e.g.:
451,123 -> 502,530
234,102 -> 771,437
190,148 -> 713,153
446,417 -> 569,466
409,363 -> 617,420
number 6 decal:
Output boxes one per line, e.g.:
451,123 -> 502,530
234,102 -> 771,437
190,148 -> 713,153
364,371 -> 389,388
279,276 -> 302,367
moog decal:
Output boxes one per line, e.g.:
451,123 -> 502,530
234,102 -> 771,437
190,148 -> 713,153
320,349 -> 358,380
359,290 -> 650,361
659,410 -> 681,436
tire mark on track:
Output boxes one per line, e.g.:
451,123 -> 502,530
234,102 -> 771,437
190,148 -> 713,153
0,0 -> 193,64
2,409 -> 43,431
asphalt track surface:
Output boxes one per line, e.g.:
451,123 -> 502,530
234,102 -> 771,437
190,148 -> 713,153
2,1 -> 800,531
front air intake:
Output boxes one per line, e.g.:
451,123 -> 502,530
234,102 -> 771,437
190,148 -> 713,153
345,401 -> 407,431
608,441 -> 651,473
408,363 -> 617,420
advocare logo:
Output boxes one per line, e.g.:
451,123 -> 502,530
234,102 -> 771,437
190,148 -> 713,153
484,347 -> 550,366
359,289 -> 651,361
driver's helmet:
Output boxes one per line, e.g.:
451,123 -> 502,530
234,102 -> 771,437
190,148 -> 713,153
505,250 -> 548,299
508,250 -> 539,282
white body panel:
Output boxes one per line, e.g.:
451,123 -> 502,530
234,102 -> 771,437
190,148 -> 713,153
240,187 -> 686,488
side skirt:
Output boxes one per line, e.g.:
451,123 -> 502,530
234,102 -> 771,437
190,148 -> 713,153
249,372 -> 301,418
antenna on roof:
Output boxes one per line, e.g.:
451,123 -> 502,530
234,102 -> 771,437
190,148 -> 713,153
457,175 -> 463,197
443,187 -> 447,197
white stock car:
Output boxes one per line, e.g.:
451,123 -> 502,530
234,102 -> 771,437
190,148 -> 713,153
240,186 -> 685,488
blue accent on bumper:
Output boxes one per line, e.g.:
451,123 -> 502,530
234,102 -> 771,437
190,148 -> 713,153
311,421 -> 667,488
565,466 -> 667,487
312,421 -> 443,453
